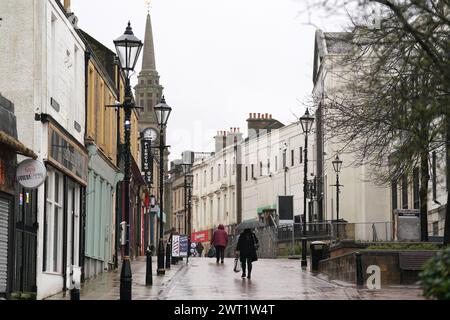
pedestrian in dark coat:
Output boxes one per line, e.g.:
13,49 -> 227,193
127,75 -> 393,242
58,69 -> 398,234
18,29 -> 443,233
235,228 -> 259,279
197,242 -> 204,257
211,224 -> 228,263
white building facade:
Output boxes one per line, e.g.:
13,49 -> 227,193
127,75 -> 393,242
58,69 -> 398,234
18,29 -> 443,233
0,0 -> 87,299
191,130 -> 243,239
312,30 -> 391,240
241,119 -> 312,224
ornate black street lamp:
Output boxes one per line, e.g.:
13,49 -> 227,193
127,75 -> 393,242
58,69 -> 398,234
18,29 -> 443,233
155,96 -> 172,275
181,151 -> 194,263
114,21 -> 143,301
185,173 -> 194,263
332,154 -> 343,239
300,108 -> 314,268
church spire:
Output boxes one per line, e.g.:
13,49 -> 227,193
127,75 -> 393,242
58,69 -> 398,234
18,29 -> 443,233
142,13 -> 156,71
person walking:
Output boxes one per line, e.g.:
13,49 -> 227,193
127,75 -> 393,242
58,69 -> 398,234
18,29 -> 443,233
235,228 -> 259,279
211,224 -> 228,263
197,242 -> 204,257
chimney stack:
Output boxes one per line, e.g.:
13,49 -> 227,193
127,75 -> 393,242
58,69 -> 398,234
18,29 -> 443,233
64,0 -> 71,12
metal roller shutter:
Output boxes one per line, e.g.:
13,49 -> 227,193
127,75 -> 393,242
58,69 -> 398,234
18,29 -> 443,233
0,197 -> 10,293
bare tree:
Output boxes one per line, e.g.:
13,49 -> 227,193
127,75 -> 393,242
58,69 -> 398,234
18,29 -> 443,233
308,0 -> 450,243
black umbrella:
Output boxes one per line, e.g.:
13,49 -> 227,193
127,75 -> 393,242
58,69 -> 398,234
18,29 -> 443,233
236,219 -> 265,231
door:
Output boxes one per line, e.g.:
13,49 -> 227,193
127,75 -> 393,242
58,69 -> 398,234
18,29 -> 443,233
0,195 -> 11,295
11,189 -> 38,294
65,183 -> 80,290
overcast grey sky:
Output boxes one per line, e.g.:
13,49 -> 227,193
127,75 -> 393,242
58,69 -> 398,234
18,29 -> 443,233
71,0 -> 351,161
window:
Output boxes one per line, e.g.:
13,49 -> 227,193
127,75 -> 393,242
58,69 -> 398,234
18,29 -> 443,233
147,99 -> 152,113
224,194 -> 227,217
275,156 -> 278,171
195,173 -> 199,189
224,160 -> 227,177
391,180 -> 398,210
218,164 -> 221,180
260,161 -> 263,176
232,192 -> 235,218
282,151 -> 287,169
217,197 -> 221,221
203,170 -> 207,187
432,221 -> 439,236
98,80 -> 105,148
245,166 -> 248,181
413,168 -> 420,209
210,199 -> 213,224
251,164 -> 254,178
45,169 -> 63,273
211,167 -> 214,183
267,159 -> 270,174
299,147 -> 303,164
401,175 -> 408,209
432,151 -> 437,200
291,150 -> 295,167
232,157 -> 235,175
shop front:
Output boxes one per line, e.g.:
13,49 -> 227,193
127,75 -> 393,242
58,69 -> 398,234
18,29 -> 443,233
0,94 -> 37,299
38,120 -> 88,298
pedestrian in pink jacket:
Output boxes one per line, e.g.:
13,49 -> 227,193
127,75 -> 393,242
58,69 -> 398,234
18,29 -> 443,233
211,224 -> 228,263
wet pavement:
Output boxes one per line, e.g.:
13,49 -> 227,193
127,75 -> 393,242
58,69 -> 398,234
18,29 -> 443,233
46,257 -> 424,300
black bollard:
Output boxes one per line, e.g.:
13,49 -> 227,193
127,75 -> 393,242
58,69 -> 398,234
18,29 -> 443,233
355,252 -> 364,286
70,288 -> 80,300
145,246 -> 153,286
165,242 -> 171,269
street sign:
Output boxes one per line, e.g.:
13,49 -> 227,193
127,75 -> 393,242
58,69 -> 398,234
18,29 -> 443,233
179,235 -> 189,257
278,195 -> 294,224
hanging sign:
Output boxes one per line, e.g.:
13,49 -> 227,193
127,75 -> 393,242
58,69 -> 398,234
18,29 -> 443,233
141,139 -> 153,186
16,159 -> 47,189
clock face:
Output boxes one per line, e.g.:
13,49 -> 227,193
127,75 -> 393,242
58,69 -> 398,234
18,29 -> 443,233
143,128 -> 158,142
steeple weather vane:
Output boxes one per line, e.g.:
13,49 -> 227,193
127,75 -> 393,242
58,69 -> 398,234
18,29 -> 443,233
144,0 -> 152,13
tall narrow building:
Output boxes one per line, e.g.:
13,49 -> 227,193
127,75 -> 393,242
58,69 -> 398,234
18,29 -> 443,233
135,12 -> 164,132
135,11 -> 172,242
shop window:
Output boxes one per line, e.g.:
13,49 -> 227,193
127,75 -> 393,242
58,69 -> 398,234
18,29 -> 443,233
44,169 -> 63,273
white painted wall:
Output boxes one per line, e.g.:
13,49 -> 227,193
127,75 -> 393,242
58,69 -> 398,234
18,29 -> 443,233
312,46 -> 391,239
192,137 -> 240,232
241,123 -> 311,222
0,0 -> 85,299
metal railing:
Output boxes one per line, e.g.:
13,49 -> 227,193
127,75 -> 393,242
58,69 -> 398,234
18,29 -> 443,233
223,221 -> 393,259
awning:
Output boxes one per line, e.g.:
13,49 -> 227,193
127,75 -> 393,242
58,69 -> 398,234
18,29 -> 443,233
0,131 -> 37,159
257,204 -> 277,215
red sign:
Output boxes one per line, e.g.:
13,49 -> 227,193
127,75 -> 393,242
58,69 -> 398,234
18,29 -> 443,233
191,230 -> 210,243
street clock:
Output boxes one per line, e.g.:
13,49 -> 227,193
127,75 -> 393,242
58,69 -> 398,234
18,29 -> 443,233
143,127 -> 158,142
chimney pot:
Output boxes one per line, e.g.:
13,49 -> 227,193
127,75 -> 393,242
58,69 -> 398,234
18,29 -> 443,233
253,113 -> 256,118
258,113 -> 261,119
249,113 -> 252,119
64,0 -> 71,12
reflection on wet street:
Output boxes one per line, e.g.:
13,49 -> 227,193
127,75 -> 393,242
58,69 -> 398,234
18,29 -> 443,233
46,257 -> 424,300
158,258 -> 423,300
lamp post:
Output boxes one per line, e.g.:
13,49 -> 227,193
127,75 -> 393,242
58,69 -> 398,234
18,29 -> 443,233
181,151 -> 194,263
332,154 -> 343,239
155,97 -> 172,275
185,173 -> 194,263
114,21 -> 143,300
300,108 -> 314,268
